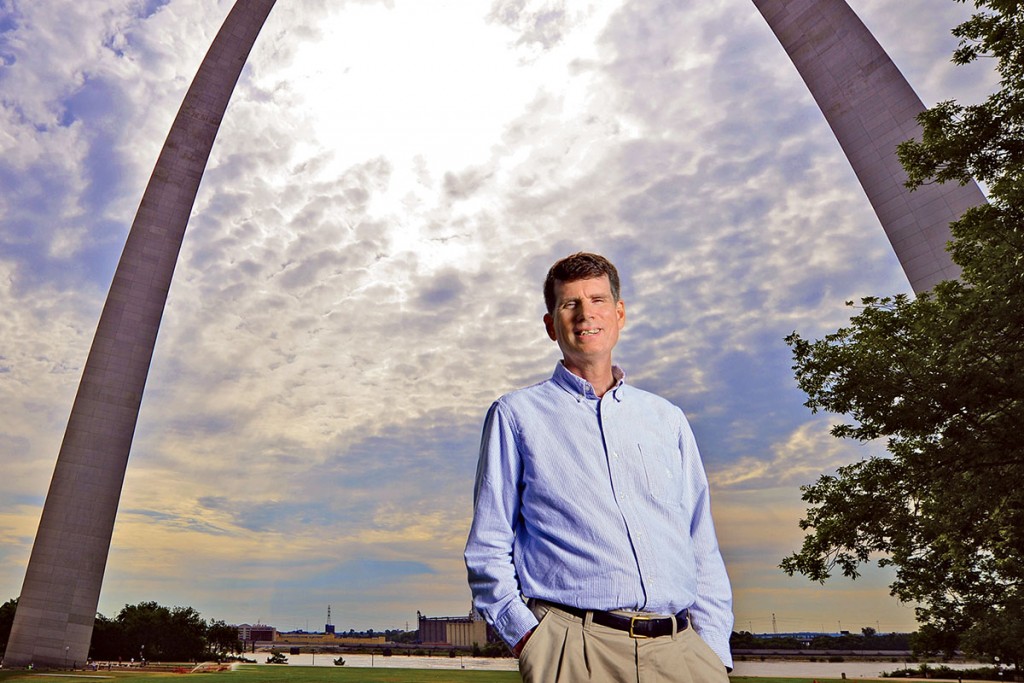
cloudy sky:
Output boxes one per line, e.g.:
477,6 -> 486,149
0,0 -> 995,636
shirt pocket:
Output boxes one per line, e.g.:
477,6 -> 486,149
637,441 -> 684,505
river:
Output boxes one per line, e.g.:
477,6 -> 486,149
267,653 -> 987,679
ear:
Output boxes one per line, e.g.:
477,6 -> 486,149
616,300 -> 626,329
543,313 -> 558,341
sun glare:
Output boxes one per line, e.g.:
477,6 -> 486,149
250,1 -> 628,269
286,3 -> 536,175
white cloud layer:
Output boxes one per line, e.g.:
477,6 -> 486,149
0,0 -> 993,633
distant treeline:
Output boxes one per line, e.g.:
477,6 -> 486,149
731,628 -> 911,651
1,598 -> 240,663
1,597 -> 422,663
89,601 -> 243,661
328,627 -> 418,643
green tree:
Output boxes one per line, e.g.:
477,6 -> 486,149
117,601 -> 172,661
206,620 -> 241,656
163,606 -> 207,661
1,598 -> 17,653
87,602 -> 210,662
911,623 -> 961,660
781,0 -> 1024,671
89,612 -> 126,661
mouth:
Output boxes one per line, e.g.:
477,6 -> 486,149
576,328 -> 601,337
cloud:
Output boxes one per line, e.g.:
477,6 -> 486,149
488,0 -> 571,51
0,0 -> 993,632
711,418 -> 885,491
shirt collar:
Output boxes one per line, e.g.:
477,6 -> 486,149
552,362 -> 626,401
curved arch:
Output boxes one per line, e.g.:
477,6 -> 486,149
753,0 -> 985,293
4,1 -> 277,668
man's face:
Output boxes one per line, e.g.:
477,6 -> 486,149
543,275 -> 626,372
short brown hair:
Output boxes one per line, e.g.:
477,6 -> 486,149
543,252 -> 621,314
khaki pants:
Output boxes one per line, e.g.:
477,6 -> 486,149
518,602 -> 729,683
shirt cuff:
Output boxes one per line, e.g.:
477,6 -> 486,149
698,629 -> 733,669
494,597 -> 539,649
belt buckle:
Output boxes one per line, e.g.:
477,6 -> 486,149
628,614 -> 655,639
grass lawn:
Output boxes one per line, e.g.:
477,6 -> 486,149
0,668 -> 860,683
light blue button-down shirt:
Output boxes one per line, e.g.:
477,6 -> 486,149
464,363 -> 734,667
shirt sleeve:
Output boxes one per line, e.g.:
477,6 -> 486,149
464,401 -> 539,649
680,417 -> 735,669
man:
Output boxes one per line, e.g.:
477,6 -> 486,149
464,252 -> 733,682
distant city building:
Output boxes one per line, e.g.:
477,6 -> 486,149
237,623 -> 277,644
417,609 -> 495,648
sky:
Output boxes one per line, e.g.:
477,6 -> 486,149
0,0 -> 997,636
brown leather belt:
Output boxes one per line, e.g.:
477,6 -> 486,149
546,602 -> 688,638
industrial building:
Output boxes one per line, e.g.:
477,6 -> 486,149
417,609 -> 495,648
